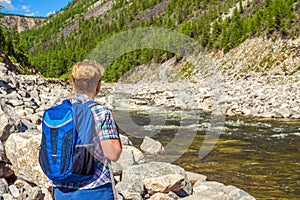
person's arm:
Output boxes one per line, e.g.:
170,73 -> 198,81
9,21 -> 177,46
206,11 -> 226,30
100,139 -> 122,162
98,110 -> 122,162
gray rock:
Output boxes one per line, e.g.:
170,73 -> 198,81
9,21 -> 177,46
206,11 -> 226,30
225,185 -> 256,200
148,193 -> 174,200
8,184 -> 20,198
0,178 -> 9,195
0,141 -> 7,162
40,187 -> 54,200
135,99 -> 148,105
18,90 -> 31,98
193,180 -> 224,193
115,181 -> 144,200
0,80 -> 14,93
188,180 -> 256,200
0,100 -> 22,141
26,187 -> 43,200
180,193 -> 220,200
122,162 -> 187,183
112,145 -> 145,175
119,134 -> 133,145
14,179 -> 33,196
278,107 -> 293,118
5,91 -> 19,100
112,145 -> 136,174
7,99 -> 24,107
0,63 -> 8,74
140,136 -> 164,155
5,132 -> 49,187
118,162 -> 189,199
2,193 -> 14,200
186,171 -> 207,185
143,174 -> 186,195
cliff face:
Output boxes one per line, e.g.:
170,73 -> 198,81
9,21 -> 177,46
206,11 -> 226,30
0,15 -> 45,32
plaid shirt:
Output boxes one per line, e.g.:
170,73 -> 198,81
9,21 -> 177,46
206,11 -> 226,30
51,93 -> 119,189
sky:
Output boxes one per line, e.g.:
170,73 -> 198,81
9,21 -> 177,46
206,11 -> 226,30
0,0 -> 71,17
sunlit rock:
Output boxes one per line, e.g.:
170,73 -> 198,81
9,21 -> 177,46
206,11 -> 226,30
140,136 -> 164,155
5,132 -> 49,187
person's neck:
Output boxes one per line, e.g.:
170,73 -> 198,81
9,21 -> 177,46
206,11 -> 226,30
76,92 -> 95,100
86,93 -> 95,100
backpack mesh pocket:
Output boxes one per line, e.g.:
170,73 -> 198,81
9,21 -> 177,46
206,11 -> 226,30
71,144 -> 94,175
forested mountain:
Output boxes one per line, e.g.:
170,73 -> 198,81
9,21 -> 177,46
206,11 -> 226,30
11,0 -> 300,81
0,22 -> 30,73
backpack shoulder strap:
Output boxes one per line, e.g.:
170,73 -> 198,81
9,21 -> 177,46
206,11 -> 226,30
84,100 -> 99,108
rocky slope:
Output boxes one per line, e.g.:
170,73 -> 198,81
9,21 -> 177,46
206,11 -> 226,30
0,15 -> 45,32
114,34 -> 300,119
213,36 -> 300,77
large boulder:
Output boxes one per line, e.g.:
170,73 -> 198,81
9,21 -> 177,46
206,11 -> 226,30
121,162 -> 187,184
111,145 -> 145,175
4,131 -> 49,187
116,162 -> 191,199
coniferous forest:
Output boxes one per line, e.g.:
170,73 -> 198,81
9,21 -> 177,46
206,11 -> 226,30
0,0 -> 299,81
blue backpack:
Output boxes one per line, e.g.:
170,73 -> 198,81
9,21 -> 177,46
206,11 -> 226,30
39,99 -> 96,184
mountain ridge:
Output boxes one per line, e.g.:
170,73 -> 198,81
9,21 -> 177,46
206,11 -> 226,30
0,14 -> 45,32
1,0 -> 300,80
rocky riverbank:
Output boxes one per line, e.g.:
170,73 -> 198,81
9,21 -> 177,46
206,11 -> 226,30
110,58 -> 300,119
2,56 -> 300,199
0,61 -> 256,199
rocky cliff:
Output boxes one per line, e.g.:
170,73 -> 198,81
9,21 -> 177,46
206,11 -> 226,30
0,15 -> 45,32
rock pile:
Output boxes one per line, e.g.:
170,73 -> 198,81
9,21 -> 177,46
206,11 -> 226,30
115,61 -> 300,119
0,62 -> 71,199
223,75 -> 300,118
0,61 -> 255,199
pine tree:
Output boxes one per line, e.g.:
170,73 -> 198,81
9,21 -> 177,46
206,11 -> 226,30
229,8 -> 242,47
239,0 -> 244,13
0,26 -> 5,50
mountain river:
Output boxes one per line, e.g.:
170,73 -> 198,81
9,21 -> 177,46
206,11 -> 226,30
111,99 -> 300,199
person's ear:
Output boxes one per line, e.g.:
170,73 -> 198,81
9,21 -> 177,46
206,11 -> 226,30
71,77 -> 75,86
96,80 -> 101,94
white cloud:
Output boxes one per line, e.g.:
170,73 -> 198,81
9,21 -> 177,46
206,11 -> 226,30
21,5 -> 30,12
25,12 -> 35,16
0,0 -> 14,10
47,11 -> 56,17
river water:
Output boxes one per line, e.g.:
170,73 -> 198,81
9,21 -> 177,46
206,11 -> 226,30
111,101 -> 300,199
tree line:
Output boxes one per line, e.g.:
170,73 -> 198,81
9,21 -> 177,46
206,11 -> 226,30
2,0 -> 299,81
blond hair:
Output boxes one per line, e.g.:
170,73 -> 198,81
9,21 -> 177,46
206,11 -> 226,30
71,61 -> 103,94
